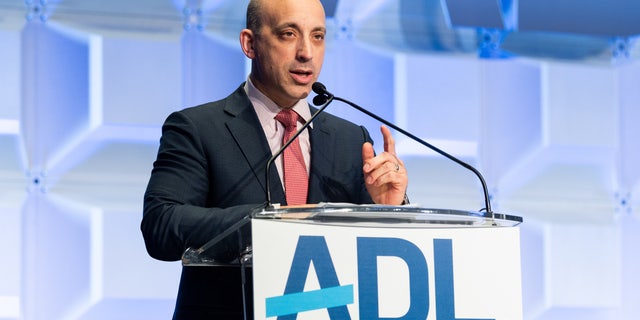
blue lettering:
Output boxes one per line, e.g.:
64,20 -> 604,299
357,237 -> 429,319
434,239 -> 494,320
266,236 -> 353,319
267,236 -> 495,320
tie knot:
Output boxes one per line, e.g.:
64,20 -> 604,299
275,109 -> 300,130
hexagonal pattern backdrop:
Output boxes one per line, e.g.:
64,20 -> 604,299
1,0 -> 639,319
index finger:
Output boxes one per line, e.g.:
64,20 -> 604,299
381,125 -> 396,156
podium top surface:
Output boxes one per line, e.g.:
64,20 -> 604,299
182,203 -> 522,266
253,203 -> 522,228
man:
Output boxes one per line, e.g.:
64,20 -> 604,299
141,0 -> 408,318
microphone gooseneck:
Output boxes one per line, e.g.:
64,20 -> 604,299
311,82 -> 493,215
264,90 -> 335,208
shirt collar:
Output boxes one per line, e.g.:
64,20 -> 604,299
244,77 -> 313,127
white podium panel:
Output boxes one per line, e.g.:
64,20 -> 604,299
252,216 -> 522,320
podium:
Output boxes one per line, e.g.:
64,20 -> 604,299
183,204 -> 523,320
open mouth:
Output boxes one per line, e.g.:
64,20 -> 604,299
291,70 -> 313,83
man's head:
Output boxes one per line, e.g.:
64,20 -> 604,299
240,0 -> 326,109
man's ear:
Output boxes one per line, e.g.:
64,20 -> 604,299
240,29 -> 255,59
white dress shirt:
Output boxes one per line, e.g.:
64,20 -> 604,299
244,79 -> 312,187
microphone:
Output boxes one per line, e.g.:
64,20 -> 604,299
264,90 -> 335,208
312,82 -> 494,215
312,82 -> 330,105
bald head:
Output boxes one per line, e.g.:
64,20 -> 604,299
246,0 -> 325,33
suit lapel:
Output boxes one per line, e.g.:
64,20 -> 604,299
223,86 -> 286,204
308,113 -> 334,203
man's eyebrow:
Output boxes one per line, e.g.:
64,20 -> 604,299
274,22 -> 299,31
273,23 -> 326,33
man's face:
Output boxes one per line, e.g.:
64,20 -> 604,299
245,0 -> 326,108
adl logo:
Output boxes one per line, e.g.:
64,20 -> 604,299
264,236 -> 495,320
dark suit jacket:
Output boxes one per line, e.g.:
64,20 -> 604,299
142,84 -> 374,319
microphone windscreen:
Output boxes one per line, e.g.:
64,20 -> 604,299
313,94 -> 328,106
312,82 -> 327,95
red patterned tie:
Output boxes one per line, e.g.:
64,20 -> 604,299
275,109 -> 308,205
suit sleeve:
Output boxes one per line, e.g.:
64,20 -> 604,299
141,111 -> 258,262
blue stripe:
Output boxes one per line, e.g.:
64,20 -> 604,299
265,285 -> 354,317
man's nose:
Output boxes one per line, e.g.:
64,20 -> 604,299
296,37 -> 313,61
